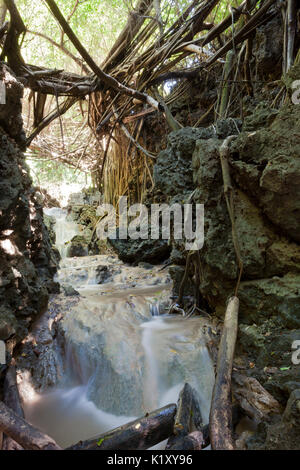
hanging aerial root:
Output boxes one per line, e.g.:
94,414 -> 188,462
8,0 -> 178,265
178,251 -> 196,306
219,136 -> 243,296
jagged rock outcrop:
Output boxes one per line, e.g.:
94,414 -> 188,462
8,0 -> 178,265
253,13 -> 283,79
189,104 -> 300,329
109,121 -> 242,265
0,64 -> 58,355
66,235 -> 89,257
0,64 -> 26,148
66,190 -> 109,256
154,105 -> 300,449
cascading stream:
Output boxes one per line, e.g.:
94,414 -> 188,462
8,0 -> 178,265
44,207 -> 79,259
20,207 -> 215,449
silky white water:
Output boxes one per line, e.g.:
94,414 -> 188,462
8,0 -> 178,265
22,208 -> 215,449
44,207 -> 79,258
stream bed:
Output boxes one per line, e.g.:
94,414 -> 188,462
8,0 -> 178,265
17,208 -> 215,449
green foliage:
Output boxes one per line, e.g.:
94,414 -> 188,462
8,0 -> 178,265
17,0 -> 129,71
97,438 -> 105,447
16,0 -> 245,74
26,157 -> 89,186
210,0 -> 244,25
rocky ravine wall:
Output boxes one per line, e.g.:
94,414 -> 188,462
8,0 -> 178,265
192,103 -> 300,329
155,106 -> 300,449
0,65 -> 58,363
149,106 -> 300,330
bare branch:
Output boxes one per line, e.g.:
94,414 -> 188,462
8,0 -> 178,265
43,0 -> 161,110
27,29 -> 90,74
26,96 -> 78,146
154,0 -> 164,36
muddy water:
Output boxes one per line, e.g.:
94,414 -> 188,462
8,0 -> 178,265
20,208 -> 215,449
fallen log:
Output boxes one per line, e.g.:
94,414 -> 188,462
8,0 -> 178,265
0,401 -> 62,450
166,383 -> 204,449
68,404 -> 177,450
232,372 -> 282,422
166,383 -> 195,446
209,296 -> 239,450
168,431 -> 204,450
2,364 -> 24,450
200,404 -> 244,450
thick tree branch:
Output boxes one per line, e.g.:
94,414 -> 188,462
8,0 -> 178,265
3,0 -> 25,33
1,0 -> 25,70
0,0 -> 7,27
154,0 -> 164,36
43,0 -> 161,110
102,0 -> 154,71
286,0 -> 296,71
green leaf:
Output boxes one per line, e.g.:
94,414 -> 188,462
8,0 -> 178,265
280,367 -> 291,371
97,438 -> 104,447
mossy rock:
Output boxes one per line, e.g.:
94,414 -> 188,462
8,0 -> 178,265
67,235 -> 89,257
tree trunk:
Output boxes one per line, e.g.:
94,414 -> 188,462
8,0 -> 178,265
68,404 -> 177,450
0,401 -> 62,450
209,296 -> 239,450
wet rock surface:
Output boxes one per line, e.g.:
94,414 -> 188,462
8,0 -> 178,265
17,294 -> 79,391
108,232 -> 171,264
66,235 -> 89,257
17,254 -> 214,426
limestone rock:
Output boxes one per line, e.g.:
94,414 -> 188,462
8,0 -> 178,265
67,235 -> 89,257
109,232 -> 170,264
0,65 -> 57,346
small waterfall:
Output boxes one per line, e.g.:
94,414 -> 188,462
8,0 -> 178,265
44,207 -> 79,259
141,318 -> 165,410
21,206 -> 215,449
140,316 -> 215,424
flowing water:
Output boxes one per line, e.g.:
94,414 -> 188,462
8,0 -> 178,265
21,208 -> 215,449
44,207 -> 79,258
